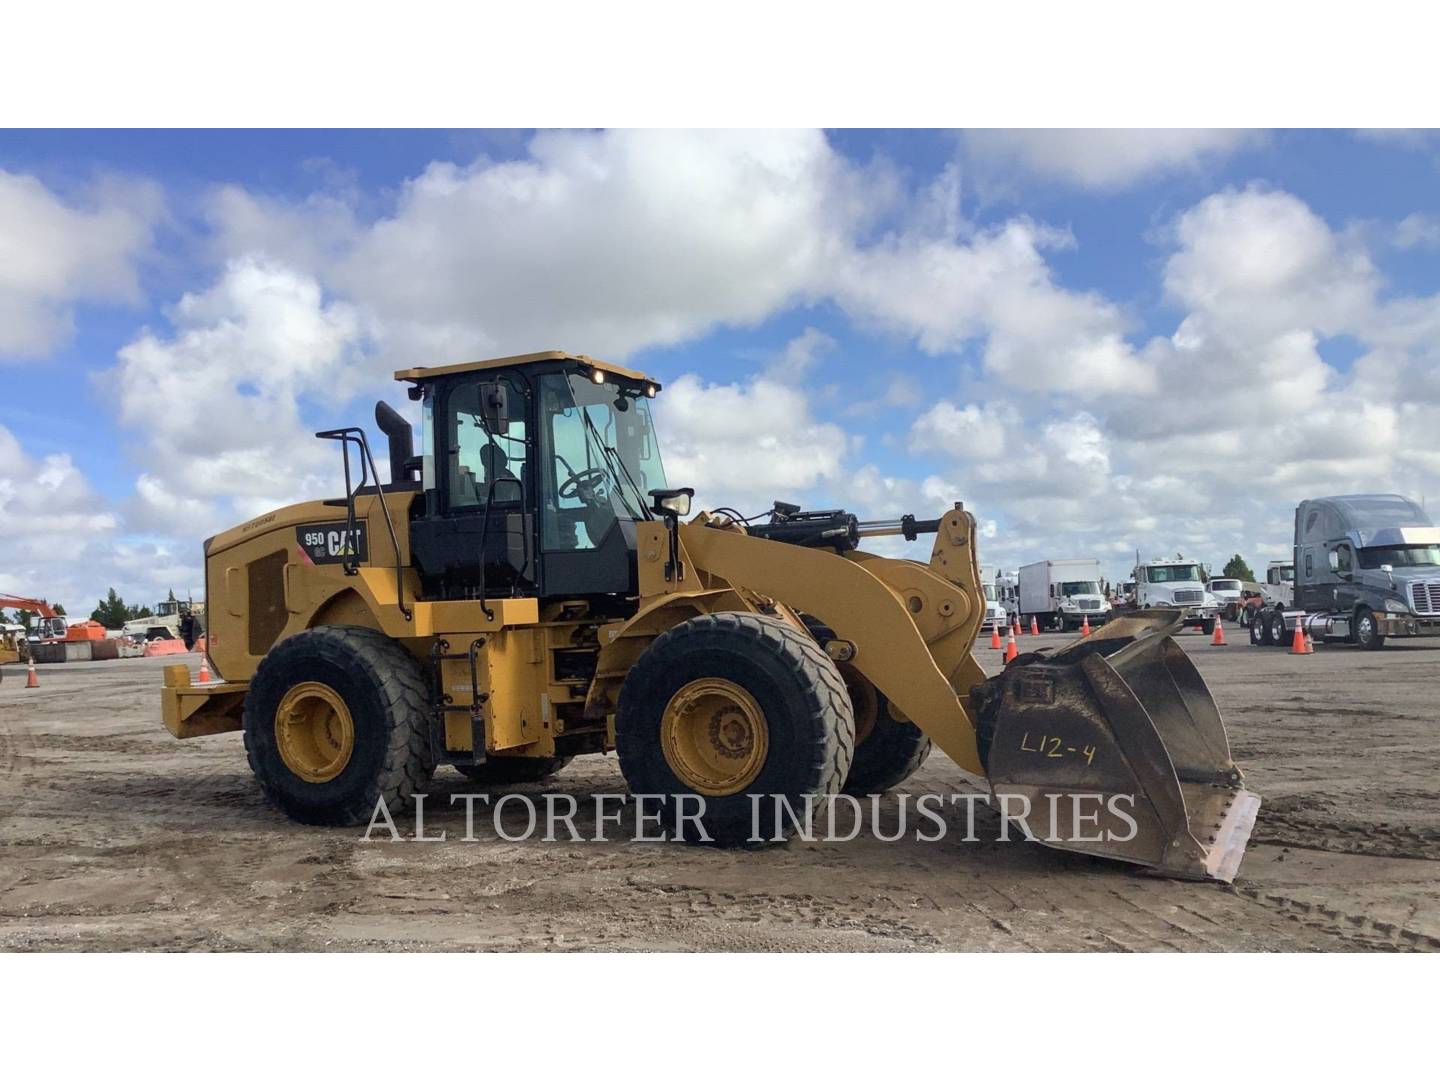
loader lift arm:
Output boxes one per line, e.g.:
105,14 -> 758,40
671,504 -> 1261,882
679,506 -> 988,776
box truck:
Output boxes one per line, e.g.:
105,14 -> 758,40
1018,559 -> 1110,631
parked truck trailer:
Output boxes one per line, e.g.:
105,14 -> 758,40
1250,493 -> 1440,649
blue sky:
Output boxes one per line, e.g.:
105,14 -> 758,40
4,128 -> 1440,614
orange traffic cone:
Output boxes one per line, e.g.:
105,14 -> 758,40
1011,615 -> 1020,635
197,654 -> 212,683
1004,625 -> 1019,663
990,622 -> 1003,650
1211,618 -> 1227,646
25,656 -> 39,688
1290,619 -> 1308,655
1081,614 -> 1092,637
1304,629 -> 1315,654
1029,615 -> 1040,636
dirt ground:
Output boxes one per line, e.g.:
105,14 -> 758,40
2,627 -> 1438,952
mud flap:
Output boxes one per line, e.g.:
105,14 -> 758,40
970,609 -> 1261,882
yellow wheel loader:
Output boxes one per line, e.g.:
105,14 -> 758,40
162,351 -> 1260,881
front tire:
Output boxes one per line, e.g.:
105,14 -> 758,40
615,612 -> 854,844
1354,607 -> 1386,650
243,625 -> 435,826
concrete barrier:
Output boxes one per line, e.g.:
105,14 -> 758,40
143,638 -> 190,658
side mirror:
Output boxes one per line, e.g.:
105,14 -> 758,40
479,382 -> 511,435
1327,551 -> 1340,572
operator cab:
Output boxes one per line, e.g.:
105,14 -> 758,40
390,351 -> 674,606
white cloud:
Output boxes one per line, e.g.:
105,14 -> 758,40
108,257 -> 369,538
655,373 -> 849,514
76,134 -> 1440,597
831,219 -> 1154,396
1395,212 -> 1440,250
767,327 -> 836,383
205,131 -> 1160,402
909,400 -> 1016,459
964,129 -> 1261,190
0,171 -> 160,358
327,129 -> 854,364
1162,186 -> 1377,341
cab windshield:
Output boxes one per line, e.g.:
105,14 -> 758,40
538,372 -> 668,550
983,582 -> 996,601
1358,544 -> 1440,569
1148,564 -> 1202,583
1060,581 -> 1101,596
1210,578 -> 1240,592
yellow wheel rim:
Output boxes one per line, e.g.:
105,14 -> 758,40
275,681 -> 355,783
660,677 -> 769,797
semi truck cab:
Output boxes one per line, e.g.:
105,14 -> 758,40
1290,494 -> 1440,648
1133,556 -> 1219,632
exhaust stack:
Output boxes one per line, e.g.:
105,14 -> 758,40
374,401 -> 416,485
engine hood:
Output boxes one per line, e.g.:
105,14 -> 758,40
1365,566 -> 1440,587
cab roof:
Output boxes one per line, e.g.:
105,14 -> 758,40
394,350 -> 657,387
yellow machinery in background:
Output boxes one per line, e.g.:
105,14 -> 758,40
162,351 -> 1259,881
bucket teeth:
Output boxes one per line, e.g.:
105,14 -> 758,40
971,608 -> 1260,883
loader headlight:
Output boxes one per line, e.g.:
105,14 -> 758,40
1384,598 -> 1410,614
649,488 -> 694,518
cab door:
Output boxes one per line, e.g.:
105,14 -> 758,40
1332,542 -> 1359,612
534,372 -> 635,598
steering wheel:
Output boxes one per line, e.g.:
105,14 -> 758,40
559,466 -> 610,503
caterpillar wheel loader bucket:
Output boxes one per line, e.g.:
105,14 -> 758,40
970,608 -> 1260,882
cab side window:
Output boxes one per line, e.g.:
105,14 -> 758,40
445,378 -> 528,512
1336,545 -> 1353,573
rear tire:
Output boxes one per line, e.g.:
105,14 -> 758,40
1263,609 -> 1286,646
616,612 -> 854,844
1249,610 -> 1266,645
454,757 -> 572,784
243,625 -> 435,826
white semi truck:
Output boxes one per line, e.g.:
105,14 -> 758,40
1133,555 -> 1220,633
995,569 -> 1018,611
978,565 -> 1008,630
1018,559 -> 1110,631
